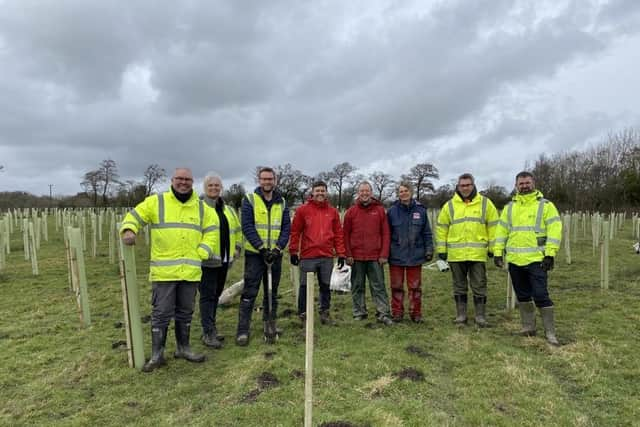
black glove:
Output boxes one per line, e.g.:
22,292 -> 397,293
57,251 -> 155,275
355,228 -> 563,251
425,250 -> 433,262
261,248 -> 275,264
270,247 -> 282,260
494,256 -> 504,269
438,253 -> 447,261
337,257 -> 346,269
487,251 -> 494,258
290,254 -> 299,266
541,256 -> 554,272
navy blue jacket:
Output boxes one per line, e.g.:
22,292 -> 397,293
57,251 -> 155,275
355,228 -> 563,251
241,187 -> 291,251
387,199 -> 434,266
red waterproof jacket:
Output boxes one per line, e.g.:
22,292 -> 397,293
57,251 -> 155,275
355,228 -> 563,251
343,198 -> 390,261
290,198 -> 346,259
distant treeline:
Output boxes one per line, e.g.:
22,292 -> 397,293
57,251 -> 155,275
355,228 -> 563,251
2,129 -> 639,212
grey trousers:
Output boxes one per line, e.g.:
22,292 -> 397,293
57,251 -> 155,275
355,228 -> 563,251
350,260 -> 391,319
449,261 -> 487,297
151,281 -> 198,329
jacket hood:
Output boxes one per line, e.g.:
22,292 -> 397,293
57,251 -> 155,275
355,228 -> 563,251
455,187 -> 477,202
513,189 -> 544,202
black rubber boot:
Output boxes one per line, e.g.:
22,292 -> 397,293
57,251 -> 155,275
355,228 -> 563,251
473,295 -> 488,327
539,306 -> 560,346
454,294 -> 468,325
320,310 -> 335,326
174,322 -> 206,363
142,326 -> 167,373
236,299 -> 252,346
518,301 -> 536,336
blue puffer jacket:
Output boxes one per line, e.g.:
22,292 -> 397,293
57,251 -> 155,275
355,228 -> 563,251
387,199 -> 434,266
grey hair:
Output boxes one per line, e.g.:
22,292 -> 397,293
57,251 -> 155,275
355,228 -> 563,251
358,181 -> 373,191
202,171 -> 223,191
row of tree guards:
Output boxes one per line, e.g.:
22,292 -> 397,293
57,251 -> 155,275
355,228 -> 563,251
0,207 -> 637,426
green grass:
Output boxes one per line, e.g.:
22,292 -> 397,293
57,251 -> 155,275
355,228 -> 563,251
1,219 -> 639,426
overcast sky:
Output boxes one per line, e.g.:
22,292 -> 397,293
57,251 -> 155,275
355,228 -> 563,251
1,0 -> 639,197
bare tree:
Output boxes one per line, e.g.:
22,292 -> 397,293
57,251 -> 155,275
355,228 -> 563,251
320,162 -> 357,210
98,159 -> 119,205
142,164 -> 167,196
401,163 -> 439,201
81,170 -> 103,206
223,183 -> 246,210
275,163 -> 311,206
369,170 -> 395,203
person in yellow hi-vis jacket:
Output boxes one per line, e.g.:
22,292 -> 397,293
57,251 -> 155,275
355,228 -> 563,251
436,173 -> 499,327
120,167 -> 220,372
493,171 -> 562,346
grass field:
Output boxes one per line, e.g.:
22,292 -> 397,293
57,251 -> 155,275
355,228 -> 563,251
1,217 -> 639,426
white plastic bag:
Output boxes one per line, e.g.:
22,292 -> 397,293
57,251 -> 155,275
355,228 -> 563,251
330,264 -> 351,292
218,280 -> 244,306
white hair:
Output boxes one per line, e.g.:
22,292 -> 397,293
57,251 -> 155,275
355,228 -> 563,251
202,171 -> 223,191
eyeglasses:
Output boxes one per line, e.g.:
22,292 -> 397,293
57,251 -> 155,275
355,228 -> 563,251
173,177 -> 193,182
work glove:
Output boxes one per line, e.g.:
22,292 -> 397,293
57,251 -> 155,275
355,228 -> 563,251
438,253 -> 447,261
270,247 -> 282,260
337,257 -> 346,269
290,254 -> 300,266
425,250 -> 434,262
541,256 -> 554,272
487,251 -> 494,258
260,248 -> 272,264
494,256 -> 504,269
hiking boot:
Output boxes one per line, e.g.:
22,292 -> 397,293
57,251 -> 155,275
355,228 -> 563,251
539,306 -> 560,346
173,322 -> 206,363
473,295 -> 488,328
201,329 -> 223,349
142,326 -> 167,373
320,310 -> 335,326
454,294 -> 468,325
378,316 -> 394,326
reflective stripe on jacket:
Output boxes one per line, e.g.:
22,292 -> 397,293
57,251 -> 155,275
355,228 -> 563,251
436,193 -> 499,262
494,190 -> 562,266
119,189 -> 220,282
243,192 -> 285,253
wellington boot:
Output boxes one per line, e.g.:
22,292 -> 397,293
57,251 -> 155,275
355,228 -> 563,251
142,326 -> 167,373
473,296 -> 488,328
540,306 -> 560,346
174,322 -> 206,363
518,301 -> 536,336
454,294 -> 468,325
320,310 -> 336,326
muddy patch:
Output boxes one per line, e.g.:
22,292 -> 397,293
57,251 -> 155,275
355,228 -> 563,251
405,345 -> 434,359
111,340 -> 127,349
394,367 -> 425,382
290,369 -> 304,379
240,371 -> 281,404
264,351 -> 276,360
113,321 -> 124,329
257,372 -> 280,389
141,315 -> 151,323
364,322 -> 378,329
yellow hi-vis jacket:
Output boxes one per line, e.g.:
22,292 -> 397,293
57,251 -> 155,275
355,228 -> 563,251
436,193 -> 499,262
119,189 -> 220,282
243,192 -> 284,253
493,190 -> 562,266
201,198 -> 242,268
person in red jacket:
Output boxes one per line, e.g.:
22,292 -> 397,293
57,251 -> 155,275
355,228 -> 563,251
343,181 -> 393,325
290,180 -> 346,325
